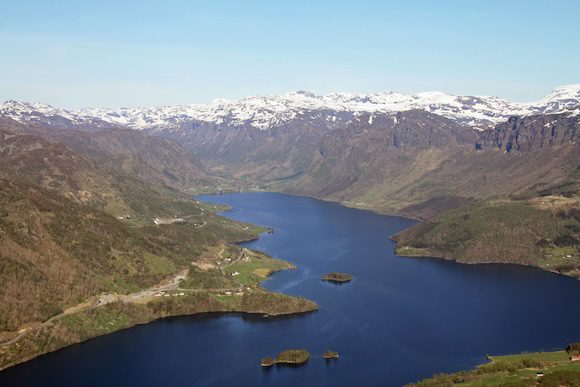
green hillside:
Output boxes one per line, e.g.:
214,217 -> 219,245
0,122 -> 319,371
393,199 -> 580,278
409,348 -> 580,386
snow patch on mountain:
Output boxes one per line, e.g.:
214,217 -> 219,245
2,85 -> 580,132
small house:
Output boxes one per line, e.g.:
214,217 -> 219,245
566,343 -> 580,361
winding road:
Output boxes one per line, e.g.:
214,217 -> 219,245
0,269 -> 189,348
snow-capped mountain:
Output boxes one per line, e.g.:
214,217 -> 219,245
2,85 -> 580,131
0,100 -> 122,130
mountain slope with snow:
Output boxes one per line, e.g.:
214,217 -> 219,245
2,85 -> 579,132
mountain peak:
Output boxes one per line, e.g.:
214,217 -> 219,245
284,90 -> 319,99
3,100 -> 35,108
2,86 -> 579,131
543,84 -> 580,102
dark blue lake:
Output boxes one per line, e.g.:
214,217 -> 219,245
1,192 -> 579,386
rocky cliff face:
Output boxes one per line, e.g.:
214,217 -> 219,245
476,111 -> 579,152
284,109 -> 579,215
285,110 -> 476,201
156,109 -> 356,181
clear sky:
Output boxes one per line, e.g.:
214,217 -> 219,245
1,0 -> 579,108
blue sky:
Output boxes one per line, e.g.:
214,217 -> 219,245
1,0 -> 579,108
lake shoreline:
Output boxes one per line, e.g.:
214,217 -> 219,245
0,305 -> 317,372
0,293 -> 318,372
250,190 -> 580,281
392,239 -> 580,281
0,226 -> 318,372
2,192 -> 579,386
202,190 -> 580,280
408,349 -> 580,386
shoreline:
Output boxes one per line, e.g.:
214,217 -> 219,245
200,191 -> 580,384
0,304 -> 317,372
408,349 -> 580,386
202,190 -> 579,281
394,244 -> 580,281
0,292 -> 318,372
0,220 -> 318,372
4,191 -> 575,377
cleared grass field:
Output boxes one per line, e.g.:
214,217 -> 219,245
224,250 -> 294,287
409,350 -> 580,386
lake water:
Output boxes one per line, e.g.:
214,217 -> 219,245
1,192 -> 579,386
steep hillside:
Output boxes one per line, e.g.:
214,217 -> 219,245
0,176 -> 279,329
2,86 -> 578,195
0,177 -> 176,332
0,117 -> 319,371
283,112 -> 579,217
477,111 -> 579,152
0,128 -> 131,210
0,124 -> 227,217
4,99 -> 577,223
393,199 -> 580,278
0,177 -> 316,370
165,110 -> 353,181
44,127 -> 222,194
284,110 -> 476,203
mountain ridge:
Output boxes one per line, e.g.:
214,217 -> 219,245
2,85 -> 580,132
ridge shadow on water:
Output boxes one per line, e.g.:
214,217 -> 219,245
1,192 -> 579,387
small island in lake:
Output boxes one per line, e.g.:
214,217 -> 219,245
276,349 -> 310,365
321,272 -> 353,283
323,350 -> 339,360
261,349 -> 310,367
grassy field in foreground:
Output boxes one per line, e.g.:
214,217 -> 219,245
409,350 -> 580,386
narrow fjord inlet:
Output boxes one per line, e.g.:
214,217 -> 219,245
1,193 -> 578,386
